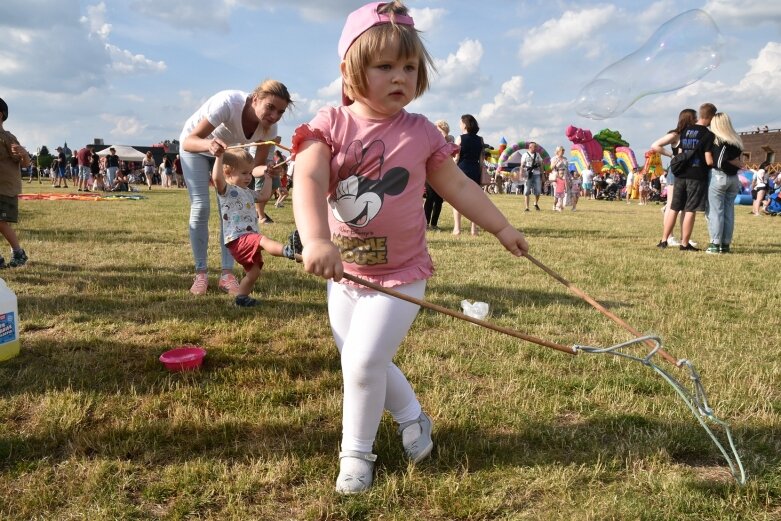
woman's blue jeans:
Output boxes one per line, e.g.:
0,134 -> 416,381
181,151 -> 234,273
707,168 -> 741,245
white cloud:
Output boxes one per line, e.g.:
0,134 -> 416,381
0,25 -> 108,94
101,114 -> 147,138
632,0 -> 676,40
130,0 -> 234,30
478,76 -> 531,123
80,2 -> 112,40
408,7 -> 446,33
733,42 -> 781,102
519,6 -> 618,66
317,77 -> 342,100
703,0 -> 781,27
433,39 -> 484,90
106,44 -> 167,74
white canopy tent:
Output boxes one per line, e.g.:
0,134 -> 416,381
96,145 -> 146,162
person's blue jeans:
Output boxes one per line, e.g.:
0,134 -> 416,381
707,168 -> 741,245
106,166 -> 117,187
181,151 -> 234,273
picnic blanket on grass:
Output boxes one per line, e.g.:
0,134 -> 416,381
18,193 -> 146,201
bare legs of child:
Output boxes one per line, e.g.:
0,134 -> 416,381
233,235 -> 287,307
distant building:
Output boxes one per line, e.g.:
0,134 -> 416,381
739,127 -> 780,174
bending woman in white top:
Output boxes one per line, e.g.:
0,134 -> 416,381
180,79 -> 292,296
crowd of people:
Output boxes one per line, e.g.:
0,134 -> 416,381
24,146 -> 187,192
3,0 -> 779,497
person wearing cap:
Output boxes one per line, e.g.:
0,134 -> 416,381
292,1 -> 529,494
0,97 -> 30,267
179,79 -> 293,296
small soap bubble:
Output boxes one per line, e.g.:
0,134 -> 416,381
576,9 -> 724,120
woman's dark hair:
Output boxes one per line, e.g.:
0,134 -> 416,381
669,108 -> 697,134
461,114 -> 479,134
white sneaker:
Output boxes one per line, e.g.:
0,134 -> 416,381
667,236 -> 680,246
398,412 -> 434,463
335,451 -> 376,494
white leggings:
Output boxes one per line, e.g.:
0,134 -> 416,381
328,279 -> 425,454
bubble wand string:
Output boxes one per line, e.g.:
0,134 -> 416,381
523,253 -> 746,484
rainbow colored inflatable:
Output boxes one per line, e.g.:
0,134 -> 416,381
566,125 -> 603,174
497,141 -> 551,172
615,147 -> 638,173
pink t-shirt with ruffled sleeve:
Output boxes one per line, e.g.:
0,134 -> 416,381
292,107 -> 458,287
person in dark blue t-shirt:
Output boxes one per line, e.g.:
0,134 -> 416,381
660,103 -> 716,251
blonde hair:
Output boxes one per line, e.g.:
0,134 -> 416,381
434,120 -> 450,136
342,1 -> 434,104
710,112 -> 743,149
555,145 -> 565,155
222,149 -> 253,171
251,79 -> 293,106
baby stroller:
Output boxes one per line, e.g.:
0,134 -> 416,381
598,180 -> 620,200
127,168 -> 144,185
648,186 -> 664,203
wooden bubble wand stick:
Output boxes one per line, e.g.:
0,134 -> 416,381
225,141 -> 293,154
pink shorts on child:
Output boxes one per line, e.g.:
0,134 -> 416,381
227,233 -> 265,272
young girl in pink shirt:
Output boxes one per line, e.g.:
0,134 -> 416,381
554,171 -> 567,211
292,1 -> 529,494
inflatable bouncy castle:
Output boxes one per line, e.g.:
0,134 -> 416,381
642,150 -> 664,177
497,141 -> 552,172
594,129 -> 638,175
566,125 -> 602,174
565,125 -> 638,176
736,170 -> 754,205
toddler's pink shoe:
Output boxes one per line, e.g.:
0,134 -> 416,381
190,273 -> 208,295
218,273 -> 241,296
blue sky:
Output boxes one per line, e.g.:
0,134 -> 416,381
1,0 -> 779,159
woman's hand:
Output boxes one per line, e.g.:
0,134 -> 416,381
209,138 -> 227,156
495,224 -> 529,257
302,238 -> 344,281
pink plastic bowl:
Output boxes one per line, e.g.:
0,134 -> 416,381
159,346 -> 206,372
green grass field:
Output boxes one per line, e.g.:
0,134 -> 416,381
0,184 -> 779,520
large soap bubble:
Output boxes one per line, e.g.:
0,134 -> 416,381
576,9 -> 723,120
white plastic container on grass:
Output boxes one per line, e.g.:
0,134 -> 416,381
461,300 -> 490,320
0,278 -> 20,361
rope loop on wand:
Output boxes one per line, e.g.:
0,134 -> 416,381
575,335 -> 746,485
